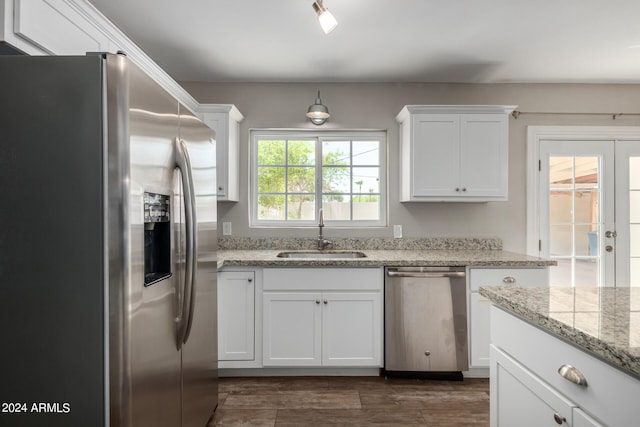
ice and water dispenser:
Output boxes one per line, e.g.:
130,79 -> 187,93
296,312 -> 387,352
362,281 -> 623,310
144,192 -> 172,286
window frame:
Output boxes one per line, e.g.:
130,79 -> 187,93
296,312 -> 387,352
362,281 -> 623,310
250,129 -> 388,228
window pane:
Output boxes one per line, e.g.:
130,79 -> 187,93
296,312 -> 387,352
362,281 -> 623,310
630,157 -> 640,189
630,191 -> 640,223
575,224 -> 595,256
258,140 -> 285,165
574,258 -> 600,287
354,195 -> 379,220
631,224 -> 640,257
550,224 -> 572,256
288,140 -> 315,165
549,191 -> 572,223
287,167 -> 315,193
323,166 -> 350,193
257,195 -> 285,220
287,195 -> 315,220
322,141 -> 350,165
258,167 -> 285,193
353,167 -> 379,194
549,157 -> 574,190
630,258 -> 640,286
323,196 -> 351,220
353,141 -> 379,165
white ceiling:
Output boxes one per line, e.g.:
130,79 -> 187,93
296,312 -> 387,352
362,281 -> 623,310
88,0 -> 640,84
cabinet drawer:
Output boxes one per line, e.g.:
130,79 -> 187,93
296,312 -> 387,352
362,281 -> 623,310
491,306 -> 640,426
263,268 -> 383,291
469,267 -> 548,291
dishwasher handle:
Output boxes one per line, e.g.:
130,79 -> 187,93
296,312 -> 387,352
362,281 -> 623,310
386,268 -> 466,279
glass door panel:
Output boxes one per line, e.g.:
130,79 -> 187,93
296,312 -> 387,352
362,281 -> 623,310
614,142 -> 640,287
540,141 -> 614,287
548,156 -> 601,287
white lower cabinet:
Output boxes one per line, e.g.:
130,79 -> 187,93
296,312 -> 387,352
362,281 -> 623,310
573,408 -> 604,427
468,267 -> 548,368
263,292 -> 322,366
262,268 -> 383,368
492,345 -> 575,426
218,270 -> 257,364
490,306 -> 640,427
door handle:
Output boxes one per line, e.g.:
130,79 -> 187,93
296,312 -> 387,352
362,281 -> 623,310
386,269 -> 466,278
175,138 -> 198,347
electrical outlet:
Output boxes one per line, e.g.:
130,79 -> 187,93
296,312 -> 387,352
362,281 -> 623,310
222,222 -> 232,236
393,224 -> 403,239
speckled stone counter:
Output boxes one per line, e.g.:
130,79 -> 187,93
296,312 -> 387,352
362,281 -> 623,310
480,286 -> 640,378
217,236 -> 555,269
217,248 -> 554,268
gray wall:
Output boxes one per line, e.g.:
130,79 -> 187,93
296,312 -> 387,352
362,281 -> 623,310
181,81 -> 640,253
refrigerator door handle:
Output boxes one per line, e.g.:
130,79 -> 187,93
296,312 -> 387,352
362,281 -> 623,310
175,137 -> 198,347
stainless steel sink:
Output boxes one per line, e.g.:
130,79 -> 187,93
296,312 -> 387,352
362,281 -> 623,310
276,251 -> 367,259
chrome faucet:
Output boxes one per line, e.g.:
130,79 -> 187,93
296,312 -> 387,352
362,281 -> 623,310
317,208 -> 332,250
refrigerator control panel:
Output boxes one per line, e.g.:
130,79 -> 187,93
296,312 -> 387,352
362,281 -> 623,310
144,192 -> 172,286
144,192 -> 170,223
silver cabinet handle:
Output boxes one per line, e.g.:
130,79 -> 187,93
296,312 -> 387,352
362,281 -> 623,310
553,413 -> 566,424
315,299 -> 321,304
558,364 -> 588,387
502,276 -> 516,284
323,299 -> 328,304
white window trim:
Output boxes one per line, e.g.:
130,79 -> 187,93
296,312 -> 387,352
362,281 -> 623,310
250,129 -> 388,228
526,125 -> 640,256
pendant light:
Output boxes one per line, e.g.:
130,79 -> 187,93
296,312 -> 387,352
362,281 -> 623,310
312,0 -> 338,34
306,90 -> 330,125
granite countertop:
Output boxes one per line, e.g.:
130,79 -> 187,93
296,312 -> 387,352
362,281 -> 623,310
217,248 -> 554,269
480,286 -> 640,378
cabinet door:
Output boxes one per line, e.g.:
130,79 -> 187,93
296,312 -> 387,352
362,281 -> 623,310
573,408 -> 604,427
411,114 -> 460,197
201,107 -> 242,202
459,114 -> 508,198
322,292 -> 382,367
469,292 -> 491,368
13,0 -> 112,55
218,271 -> 255,361
468,268 -> 548,369
263,292 -> 322,366
491,345 -> 575,427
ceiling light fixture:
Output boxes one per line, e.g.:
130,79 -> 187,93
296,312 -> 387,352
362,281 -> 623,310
306,90 -> 330,125
312,0 -> 338,34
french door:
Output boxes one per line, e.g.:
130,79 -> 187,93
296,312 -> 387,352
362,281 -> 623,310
539,139 -> 640,287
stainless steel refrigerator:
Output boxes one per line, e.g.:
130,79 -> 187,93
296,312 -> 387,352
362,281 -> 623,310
0,53 -> 218,427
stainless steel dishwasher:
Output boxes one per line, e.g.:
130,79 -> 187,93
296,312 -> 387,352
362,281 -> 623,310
384,267 -> 468,379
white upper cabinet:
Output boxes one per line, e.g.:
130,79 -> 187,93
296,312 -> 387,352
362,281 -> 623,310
200,104 -> 244,202
10,0 -> 112,55
0,0 -> 200,113
396,105 -> 516,202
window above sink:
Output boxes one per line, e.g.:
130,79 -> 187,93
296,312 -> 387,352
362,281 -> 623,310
249,130 -> 387,228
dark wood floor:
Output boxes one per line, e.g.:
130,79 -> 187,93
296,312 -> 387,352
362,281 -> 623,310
209,376 -> 489,426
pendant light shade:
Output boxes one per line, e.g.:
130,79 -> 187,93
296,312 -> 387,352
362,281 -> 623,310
306,90 -> 330,125
312,0 -> 338,34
